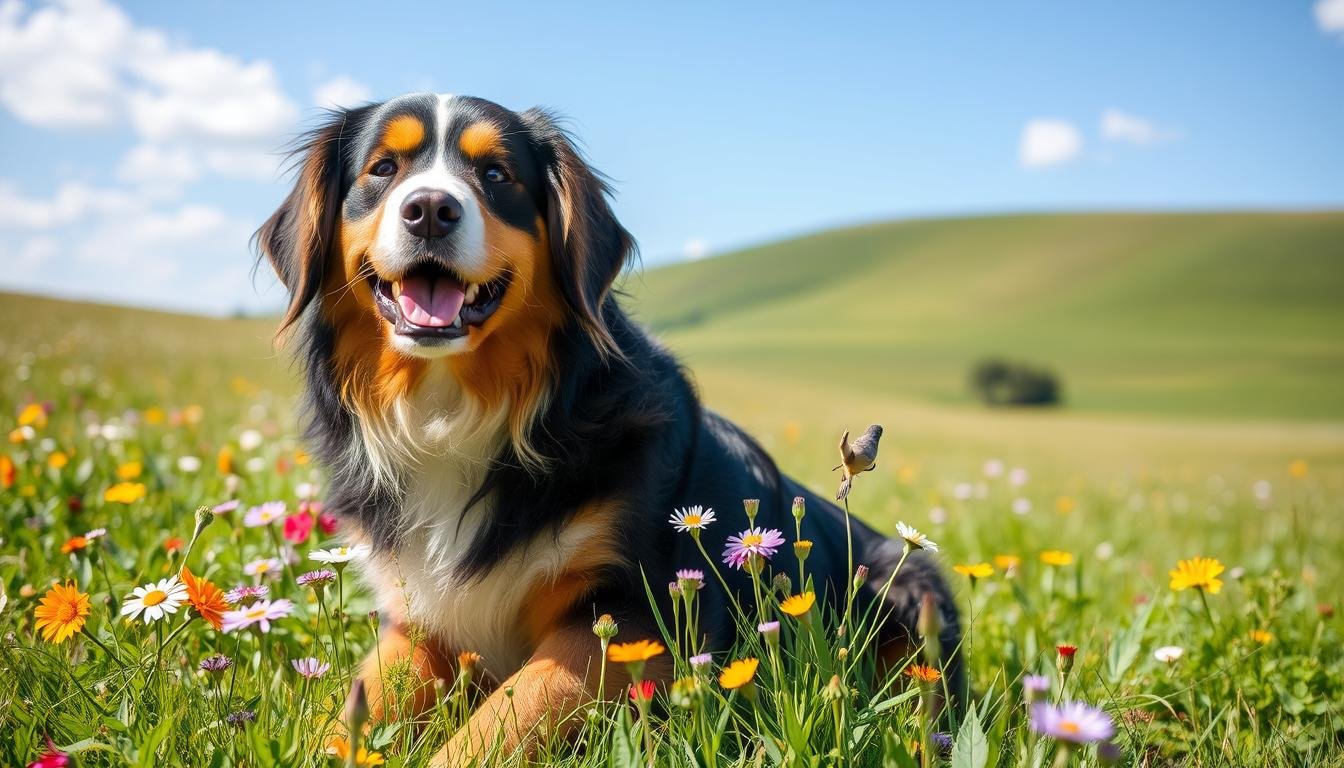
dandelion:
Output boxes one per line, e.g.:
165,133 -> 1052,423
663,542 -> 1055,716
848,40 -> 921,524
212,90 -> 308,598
905,664 -> 942,684
669,505 -> 716,532
895,521 -> 938,552
47,451 -> 69,470
243,501 -> 286,527
116,461 -> 142,480
224,584 -> 269,605
17,402 -> 47,428
33,582 -> 90,643
1153,645 -> 1184,663
243,557 -> 283,579
121,576 -> 188,624
60,535 -> 89,555
718,657 -> 759,690
291,657 -> 331,678
199,654 -> 233,674
1250,629 -> 1273,644
779,591 -> 816,618
607,639 -> 665,665
180,567 -> 229,630
104,482 -> 146,504
722,527 -> 786,568
1029,702 -> 1115,744
325,737 -> 385,766
1039,550 -> 1074,567
953,562 -> 993,580
1169,557 -> 1225,594
308,543 -> 371,564
221,598 -> 294,633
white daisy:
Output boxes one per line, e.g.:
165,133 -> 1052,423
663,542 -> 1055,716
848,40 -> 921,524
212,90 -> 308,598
668,505 -> 717,532
308,544 -> 371,564
121,576 -> 188,623
243,557 -> 284,579
896,521 -> 939,553
1153,645 -> 1184,663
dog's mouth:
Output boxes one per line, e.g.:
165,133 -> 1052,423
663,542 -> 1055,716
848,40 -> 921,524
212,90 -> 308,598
370,262 -> 510,341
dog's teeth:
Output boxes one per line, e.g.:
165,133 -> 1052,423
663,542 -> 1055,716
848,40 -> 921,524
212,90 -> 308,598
464,283 -> 480,305
451,314 -> 463,329
391,281 -> 401,298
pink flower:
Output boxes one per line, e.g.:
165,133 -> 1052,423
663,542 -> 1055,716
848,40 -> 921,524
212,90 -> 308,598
283,511 -> 314,544
221,598 -> 294,633
317,510 -> 338,535
27,737 -> 69,768
722,527 -> 786,569
212,499 -> 241,514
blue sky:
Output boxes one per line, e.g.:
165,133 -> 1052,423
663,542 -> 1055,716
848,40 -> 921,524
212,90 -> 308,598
2,0 -> 1342,314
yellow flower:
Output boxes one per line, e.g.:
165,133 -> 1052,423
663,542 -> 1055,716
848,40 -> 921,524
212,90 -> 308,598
993,555 -> 1020,571
116,461 -> 142,480
104,482 -> 147,504
905,664 -> 941,684
1289,459 -> 1308,479
718,657 -> 759,690
953,562 -> 994,579
1250,629 -> 1273,644
47,451 -> 69,470
217,446 -> 234,475
33,581 -> 91,644
294,449 -> 310,466
779,592 -> 816,618
607,639 -> 665,664
1055,496 -> 1076,514
17,402 -> 47,428
1039,550 -> 1074,567
143,407 -> 166,425
325,737 -> 385,766
1169,557 -> 1225,594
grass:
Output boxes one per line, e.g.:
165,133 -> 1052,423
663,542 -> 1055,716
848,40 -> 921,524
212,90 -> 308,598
2,210 -> 1343,766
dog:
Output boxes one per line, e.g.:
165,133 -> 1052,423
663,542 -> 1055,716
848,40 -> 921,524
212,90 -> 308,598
257,93 -> 962,764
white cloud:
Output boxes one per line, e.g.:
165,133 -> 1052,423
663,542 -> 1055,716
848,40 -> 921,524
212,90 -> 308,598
1316,0 -> 1344,35
0,181 -> 138,229
1101,108 -> 1168,145
682,238 -> 710,260
313,75 -> 372,109
1019,119 -> 1082,169
116,143 -> 201,189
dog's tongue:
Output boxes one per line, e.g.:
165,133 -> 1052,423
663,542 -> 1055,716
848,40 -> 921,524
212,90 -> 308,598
397,274 -> 465,327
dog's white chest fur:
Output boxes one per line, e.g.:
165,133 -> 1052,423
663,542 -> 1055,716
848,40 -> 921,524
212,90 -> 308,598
354,368 -> 583,681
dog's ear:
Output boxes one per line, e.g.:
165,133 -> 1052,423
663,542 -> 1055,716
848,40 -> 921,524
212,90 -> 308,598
522,108 -> 635,358
254,112 -> 353,339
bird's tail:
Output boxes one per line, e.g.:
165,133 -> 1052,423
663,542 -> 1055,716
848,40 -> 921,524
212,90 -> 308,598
836,476 -> 852,501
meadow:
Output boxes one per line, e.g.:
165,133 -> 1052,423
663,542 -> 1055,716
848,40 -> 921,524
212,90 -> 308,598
1,212 -> 1342,766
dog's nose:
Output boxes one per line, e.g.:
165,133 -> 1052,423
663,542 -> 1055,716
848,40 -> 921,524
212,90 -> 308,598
400,188 -> 463,239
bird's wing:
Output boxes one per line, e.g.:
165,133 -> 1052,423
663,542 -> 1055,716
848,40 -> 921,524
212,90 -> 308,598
838,430 -> 852,463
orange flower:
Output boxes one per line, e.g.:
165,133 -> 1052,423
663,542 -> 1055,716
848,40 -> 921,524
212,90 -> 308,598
60,535 -> 89,554
0,455 -> 14,489
607,639 -> 666,664
325,737 -> 384,766
779,592 -> 816,618
33,581 -> 90,644
47,451 -> 69,470
116,461 -> 142,480
994,554 -> 1020,571
164,537 -> 185,554
180,566 -> 229,630
718,658 -> 759,690
216,446 -> 234,475
905,664 -> 942,684
104,482 -> 146,504
17,402 -> 47,428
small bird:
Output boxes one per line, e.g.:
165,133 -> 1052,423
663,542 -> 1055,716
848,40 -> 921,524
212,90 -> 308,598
834,424 -> 883,501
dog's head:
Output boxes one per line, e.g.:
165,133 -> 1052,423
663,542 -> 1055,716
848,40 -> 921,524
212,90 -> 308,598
258,94 -> 632,455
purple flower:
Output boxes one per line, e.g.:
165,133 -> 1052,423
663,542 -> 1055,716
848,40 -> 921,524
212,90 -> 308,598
675,569 -> 705,590
1030,702 -> 1115,744
212,499 -> 241,514
721,527 -> 786,569
758,620 -> 781,634
689,653 -> 713,670
291,657 -> 331,679
243,501 -> 286,527
221,598 -> 294,634
225,709 -> 256,728
931,732 -> 954,756
199,654 -> 232,673
224,584 -> 269,605
1023,674 -> 1050,693
296,569 -> 337,588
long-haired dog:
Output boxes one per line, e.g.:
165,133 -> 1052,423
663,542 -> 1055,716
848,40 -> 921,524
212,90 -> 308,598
257,93 -> 962,764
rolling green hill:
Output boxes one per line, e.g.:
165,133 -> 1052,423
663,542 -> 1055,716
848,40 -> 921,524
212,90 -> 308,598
621,211 -> 1344,422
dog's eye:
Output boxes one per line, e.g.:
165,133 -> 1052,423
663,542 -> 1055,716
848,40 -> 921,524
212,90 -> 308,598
484,165 -> 511,184
370,159 -> 398,178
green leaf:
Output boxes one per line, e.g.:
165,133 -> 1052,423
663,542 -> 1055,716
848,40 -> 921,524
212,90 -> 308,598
1106,598 -> 1156,684
951,700 -> 987,768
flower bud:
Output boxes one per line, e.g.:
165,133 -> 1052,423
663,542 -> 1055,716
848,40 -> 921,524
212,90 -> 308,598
742,498 -> 760,522
794,539 -> 813,563
771,573 -> 792,597
345,679 -> 369,734
791,496 -> 806,522
592,613 -> 619,641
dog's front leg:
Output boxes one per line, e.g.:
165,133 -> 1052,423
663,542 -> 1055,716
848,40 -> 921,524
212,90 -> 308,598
353,621 -> 456,724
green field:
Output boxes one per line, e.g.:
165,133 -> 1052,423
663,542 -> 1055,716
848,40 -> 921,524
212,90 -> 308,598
1,211 -> 1342,766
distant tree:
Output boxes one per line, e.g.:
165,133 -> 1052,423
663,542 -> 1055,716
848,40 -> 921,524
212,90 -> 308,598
970,358 -> 1061,406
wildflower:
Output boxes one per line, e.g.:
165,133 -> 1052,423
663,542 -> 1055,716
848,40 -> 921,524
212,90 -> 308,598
177,456 -> 202,473
719,657 -> 759,691
458,651 -> 482,684
243,501 -> 286,527
689,652 -> 713,671
1009,467 -> 1029,486
225,710 -> 256,729
116,461 -> 142,480
779,592 -> 816,619
669,676 -> 703,709
238,429 -> 264,451
104,482 -> 146,504
318,511 -> 339,535
26,737 -> 70,768
1029,702 -> 1115,744
591,613 -> 619,641
60,536 -> 89,555
1023,674 -> 1050,702
1056,643 -> 1078,659
47,451 -> 69,470
1057,644 -> 1078,678
771,572 -> 792,596
84,527 -> 107,541
1153,645 -> 1184,663
308,543 -> 371,564
1056,496 -> 1076,514
983,458 -> 1004,478
930,732 -> 954,757
791,496 -> 806,521
1289,459 -> 1308,479
1012,497 -> 1032,516
1169,557 -> 1225,594
292,657 -> 331,678
163,537 -> 184,554
221,598 -> 294,633
0,455 -> 14,488
1098,741 -> 1123,766
296,569 -> 336,591
243,557 -> 283,579
282,511 -> 314,544
199,654 -> 233,674
758,620 -> 780,648
1250,629 -> 1273,644
793,539 -> 813,562
121,576 -> 188,624
325,737 -> 385,766
17,402 -> 48,428
607,639 -> 665,664
895,521 -> 938,552
224,584 -> 269,605
722,527 -> 786,569
212,499 -> 240,514
853,564 -> 869,588
629,679 -> 656,702
33,582 -> 90,644
905,664 -> 941,684
180,567 -> 229,630
667,581 -> 682,599
953,562 -> 993,580
995,554 -> 1020,571
675,568 -> 705,592
742,498 -> 760,522
1039,550 -> 1073,567
668,505 -> 716,533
